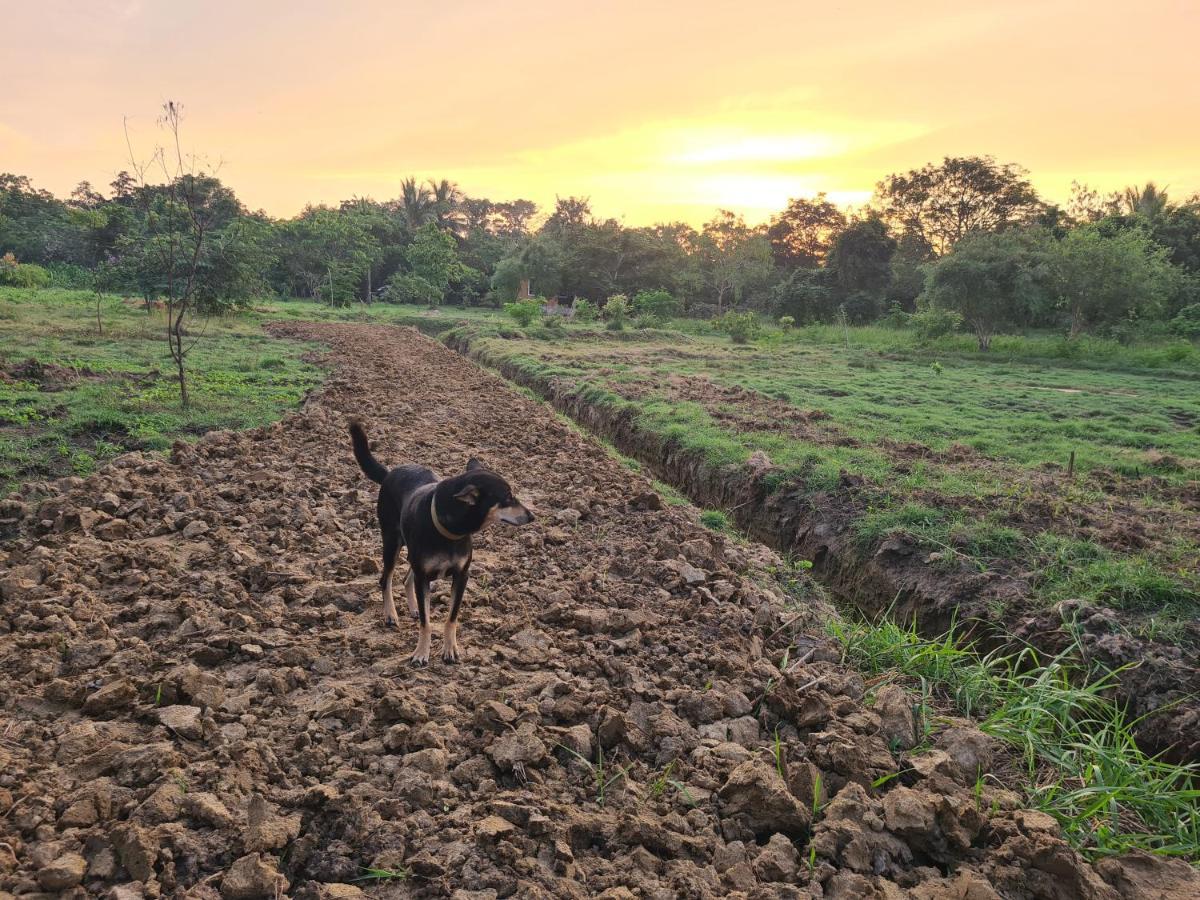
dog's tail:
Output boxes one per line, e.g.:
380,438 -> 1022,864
349,422 -> 388,484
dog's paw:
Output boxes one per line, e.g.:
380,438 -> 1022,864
409,653 -> 430,668
441,648 -> 460,665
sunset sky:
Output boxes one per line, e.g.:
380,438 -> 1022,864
4,0 -> 1199,226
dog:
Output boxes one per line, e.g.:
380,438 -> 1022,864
349,422 -> 535,666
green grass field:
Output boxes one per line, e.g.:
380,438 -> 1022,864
0,289 -> 510,495
450,317 -> 1200,635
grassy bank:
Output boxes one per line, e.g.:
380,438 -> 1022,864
829,615 -> 1200,860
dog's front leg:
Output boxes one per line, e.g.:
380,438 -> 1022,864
442,565 -> 470,664
410,574 -> 432,668
404,570 -> 418,619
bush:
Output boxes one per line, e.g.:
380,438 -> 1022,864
878,302 -> 911,329
542,311 -> 565,331
46,263 -> 94,290
604,294 -> 631,330
778,315 -> 795,332
503,298 -> 542,327
633,314 -> 661,330
711,310 -> 761,343
383,272 -> 440,305
0,253 -> 51,289
632,289 -> 678,319
573,298 -> 598,322
1170,304 -> 1200,339
911,305 -> 962,341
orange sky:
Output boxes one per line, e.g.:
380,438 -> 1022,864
4,1 -> 1199,225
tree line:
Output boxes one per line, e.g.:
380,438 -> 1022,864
3,151 -> 1200,346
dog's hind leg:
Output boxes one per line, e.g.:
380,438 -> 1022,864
442,565 -> 470,664
379,529 -> 402,629
410,574 -> 432,668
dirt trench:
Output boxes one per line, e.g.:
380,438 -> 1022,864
1,322 -> 1196,899
445,333 -> 1200,763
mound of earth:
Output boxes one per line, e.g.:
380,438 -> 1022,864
1,323 -> 1195,898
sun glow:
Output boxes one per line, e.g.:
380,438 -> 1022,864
2,1 -> 1198,224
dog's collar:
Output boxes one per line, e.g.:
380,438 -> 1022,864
430,494 -> 467,541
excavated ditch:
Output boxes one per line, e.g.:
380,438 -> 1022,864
446,331 -> 1200,763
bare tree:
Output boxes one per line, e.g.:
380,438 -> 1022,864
122,101 -> 215,409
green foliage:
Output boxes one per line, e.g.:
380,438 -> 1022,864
1169,303 -> 1200,339
830,617 -> 1200,858
778,315 -> 795,331
0,254 -> 51,288
632,288 -> 678,319
384,273 -> 441,305
573,298 -> 598,322
911,305 -> 962,340
503,298 -> 542,327
604,294 -> 631,329
711,310 -> 760,343
922,229 -> 1050,350
699,509 -> 733,532
878,302 -> 911,329
404,223 -> 465,303
1048,224 -> 1177,337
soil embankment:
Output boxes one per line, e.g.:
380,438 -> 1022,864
1,323 -> 1195,897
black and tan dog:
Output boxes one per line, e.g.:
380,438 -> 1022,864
349,422 -> 534,666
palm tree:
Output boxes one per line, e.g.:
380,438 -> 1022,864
1120,182 -> 1172,220
428,178 -> 466,237
398,176 -> 434,229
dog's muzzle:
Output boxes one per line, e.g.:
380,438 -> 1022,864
498,504 -> 535,526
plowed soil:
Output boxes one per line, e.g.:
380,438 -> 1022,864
2,323 -> 1197,899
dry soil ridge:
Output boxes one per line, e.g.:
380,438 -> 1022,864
0,322 -> 1195,899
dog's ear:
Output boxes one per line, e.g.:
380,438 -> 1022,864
454,483 -> 480,505
465,457 -> 485,472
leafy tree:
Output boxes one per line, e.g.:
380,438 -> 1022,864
1047,224 -> 1177,337
696,211 -> 773,312
921,229 -> 1049,350
766,194 -> 846,269
825,215 -> 897,322
875,156 -> 1044,255
275,206 -> 376,305
771,267 -> 835,323
404,223 -> 465,303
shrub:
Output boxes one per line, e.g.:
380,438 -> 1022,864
1170,304 -> 1200,339
503,298 -> 542,327
778,315 -> 795,332
632,289 -> 678,319
383,273 -> 440,305
911,305 -> 962,341
604,294 -> 630,330
573,298 -> 598,322
633,314 -> 661,330
542,311 -> 565,331
0,254 -> 51,289
46,263 -> 94,290
711,310 -> 761,343
878,302 -> 911,329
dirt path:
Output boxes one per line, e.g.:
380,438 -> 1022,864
1,323 -> 1195,899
